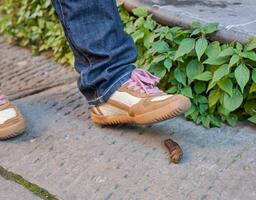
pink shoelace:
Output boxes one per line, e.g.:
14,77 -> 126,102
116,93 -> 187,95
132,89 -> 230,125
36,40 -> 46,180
0,91 -> 7,106
127,69 -> 162,94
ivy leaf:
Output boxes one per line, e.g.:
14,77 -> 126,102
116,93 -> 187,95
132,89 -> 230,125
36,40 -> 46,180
181,86 -> 193,98
164,58 -> 172,71
241,51 -> 256,62
252,69 -> 256,83
229,54 -> 240,67
166,86 -> 177,94
195,38 -> 208,61
131,30 -> 144,42
194,82 -> 206,94
209,115 -> 221,127
249,83 -> 256,93
244,37 -> 256,51
217,78 -> 233,96
218,47 -> 234,58
208,89 -> 220,107
234,63 -> 250,92
194,71 -> 212,81
212,64 -> 229,82
174,38 -> 195,60
174,67 -> 187,86
248,115 -> 256,124
152,55 -> 165,64
149,64 -> 166,78
132,7 -> 148,17
244,100 -> 256,116
205,23 -> 218,34
226,114 -> 238,127
144,32 -> 155,49
186,59 -> 204,83
185,104 -> 196,117
203,56 -> 228,66
152,41 -> 169,53
205,42 -> 221,58
223,88 -> 243,111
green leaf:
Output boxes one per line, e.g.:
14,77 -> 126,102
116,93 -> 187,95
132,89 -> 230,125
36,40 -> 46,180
197,95 -> 208,104
248,115 -> 256,124
152,55 -> 165,64
195,38 -> 208,61
166,86 -> 177,94
241,51 -> 256,62
218,47 -> 234,58
199,103 -> 208,114
181,86 -> 193,98
244,37 -> 256,51
212,64 -> 230,82
194,82 -> 206,94
209,115 -> 221,127
185,104 -> 196,117
229,54 -> 240,67
131,30 -> 144,42
164,58 -> 172,71
186,59 -> 204,83
149,64 -> 166,78
202,115 -> 211,128
174,38 -> 195,60
205,23 -> 218,34
244,100 -> 256,116
226,114 -> 238,127
234,63 -> 250,92
174,67 -> 187,86
192,21 -> 202,29
203,56 -> 228,66
217,78 -> 233,96
132,7 -> 148,17
208,89 -> 220,107
144,32 -> 155,48
249,83 -> 256,93
194,71 -> 212,81
152,41 -> 169,53
252,69 -> 256,83
236,42 -> 243,52
205,42 -> 221,58
223,88 -> 243,111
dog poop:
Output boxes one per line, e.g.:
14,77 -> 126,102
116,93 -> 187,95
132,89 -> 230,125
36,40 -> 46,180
164,138 -> 183,164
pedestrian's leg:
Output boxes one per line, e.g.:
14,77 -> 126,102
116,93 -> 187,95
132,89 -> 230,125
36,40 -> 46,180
51,0 -> 191,125
51,0 -> 137,105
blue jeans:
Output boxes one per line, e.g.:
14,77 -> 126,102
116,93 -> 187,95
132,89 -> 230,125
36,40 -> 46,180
51,0 -> 137,105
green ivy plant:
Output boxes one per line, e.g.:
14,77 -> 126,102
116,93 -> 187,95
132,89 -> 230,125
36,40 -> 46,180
0,1 -> 256,128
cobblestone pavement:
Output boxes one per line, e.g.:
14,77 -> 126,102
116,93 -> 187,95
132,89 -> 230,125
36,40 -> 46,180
0,38 -> 256,200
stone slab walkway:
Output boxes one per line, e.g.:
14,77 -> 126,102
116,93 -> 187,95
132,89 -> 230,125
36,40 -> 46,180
0,176 -> 40,200
0,38 -> 256,200
123,0 -> 256,43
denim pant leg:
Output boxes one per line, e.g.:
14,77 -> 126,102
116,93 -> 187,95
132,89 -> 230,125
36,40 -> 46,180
51,0 -> 137,105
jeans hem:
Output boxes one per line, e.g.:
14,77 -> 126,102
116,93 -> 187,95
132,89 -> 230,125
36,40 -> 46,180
87,69 -> 134,106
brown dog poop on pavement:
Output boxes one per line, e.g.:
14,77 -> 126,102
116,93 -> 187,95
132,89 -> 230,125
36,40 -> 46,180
164,138 -> 183,164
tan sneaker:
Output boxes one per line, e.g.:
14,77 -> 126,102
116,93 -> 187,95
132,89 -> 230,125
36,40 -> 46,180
91,69 -> 191,125
0,93 -> 26,140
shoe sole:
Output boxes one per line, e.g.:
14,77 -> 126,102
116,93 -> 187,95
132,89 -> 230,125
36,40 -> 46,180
0,117 -> 26,140
91,97 -> 191,125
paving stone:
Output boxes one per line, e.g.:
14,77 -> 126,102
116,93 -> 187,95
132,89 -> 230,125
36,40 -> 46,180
126,0 -> 256,43
0,176 -> 40,200
0,37 -> 78,100
0,83 -> 255,200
